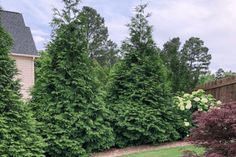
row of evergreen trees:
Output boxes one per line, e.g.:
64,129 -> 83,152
0,1 -> 211,156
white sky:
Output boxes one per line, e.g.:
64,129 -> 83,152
1,0 -> 236,72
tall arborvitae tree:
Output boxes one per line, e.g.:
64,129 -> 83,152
106,4 -> 181,147
30,0 -> 114,156
0,25 -> 45,156
79,6 -> 120,67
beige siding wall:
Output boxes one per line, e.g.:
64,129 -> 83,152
11,55 -> 35,99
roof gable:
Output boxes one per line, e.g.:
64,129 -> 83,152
0,10 -> 38,56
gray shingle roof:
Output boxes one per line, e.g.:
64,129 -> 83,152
0,10 -> 38,56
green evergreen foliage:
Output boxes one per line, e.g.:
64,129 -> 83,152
78,6 -> 120,89
106,4 -> 181,147
161,37 -> 212,92
161,37 -> 192,92
181,37 -> 211,89
181,37 -> 211,75
0,25 -> 45,156
92,59 -> 110,90
30,1 -> 114,156
79,6 -> 120,67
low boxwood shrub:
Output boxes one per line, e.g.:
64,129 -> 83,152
185,102 -> 236,157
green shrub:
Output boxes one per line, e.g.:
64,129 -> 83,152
173,89 -> 221,137
174,89 -> 220,113
0,25 -> 45,156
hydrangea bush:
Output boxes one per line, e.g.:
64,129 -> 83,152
174,89 -> 221,137
174,89 -> 221,113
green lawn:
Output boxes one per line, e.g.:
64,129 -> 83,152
121,145 -> 204,157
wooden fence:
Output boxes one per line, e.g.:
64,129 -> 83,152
195,76 -> 236,103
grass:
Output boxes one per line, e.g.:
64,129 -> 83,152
121,145 -> 204,157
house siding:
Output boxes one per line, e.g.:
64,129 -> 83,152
1,10 -> 38,100
11,54 -> 35,99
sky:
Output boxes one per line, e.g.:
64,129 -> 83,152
0,0 -> 236,72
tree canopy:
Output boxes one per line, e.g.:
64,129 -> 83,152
79,6 -> 120,67
106,4 -> 181,147
161,37 -> 212,92
161,37 -> 191,92
30,1 -> 114,156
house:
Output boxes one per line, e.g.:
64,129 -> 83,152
0,10 -> 38,99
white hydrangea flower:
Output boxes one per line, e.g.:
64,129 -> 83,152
193,97 -> 200,102
177,97 -> 183,103
216,100 -> 222,105
184,122 -> 190,127
180,105 -> 185,111
198,108 -> 203,111
185,100 -> 192,109
183,93 -> 190,97
178,101 -> 184,107
197,89 -> 204,93
177,96 -> 182,100
201,97 -> 208,103
210,103 -> 214,106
